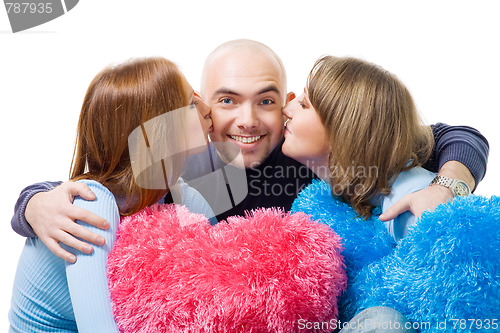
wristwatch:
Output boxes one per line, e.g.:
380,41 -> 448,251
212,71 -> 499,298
430,175 -> 471,197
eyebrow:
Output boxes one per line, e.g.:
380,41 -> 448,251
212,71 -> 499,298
258,85 -> 281,96
212,88 -> 240,100
211,85 -> 281,100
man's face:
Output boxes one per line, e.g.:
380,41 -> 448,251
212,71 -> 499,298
202,50 -> 285,168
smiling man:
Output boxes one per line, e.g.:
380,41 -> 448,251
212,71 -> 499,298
201,40 -> 287,168
181,40 -> 316,221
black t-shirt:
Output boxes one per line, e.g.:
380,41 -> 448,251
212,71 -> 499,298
183,138 -> 317,222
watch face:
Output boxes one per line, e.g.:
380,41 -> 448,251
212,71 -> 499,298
454,181 -> 470,197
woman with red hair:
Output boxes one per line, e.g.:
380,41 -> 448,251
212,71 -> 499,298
9,57 -> 215,332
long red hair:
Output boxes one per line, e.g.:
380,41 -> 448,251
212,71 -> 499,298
70,57 -> 190,215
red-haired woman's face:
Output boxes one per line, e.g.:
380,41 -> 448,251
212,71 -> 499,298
183,83 -> 213,155
191,90 -> 213,140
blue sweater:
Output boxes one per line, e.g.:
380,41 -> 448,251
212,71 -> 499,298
9,179 -> 215,332
373,167 -> 437,242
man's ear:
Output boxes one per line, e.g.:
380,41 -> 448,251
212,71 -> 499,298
285,92 -> 296,107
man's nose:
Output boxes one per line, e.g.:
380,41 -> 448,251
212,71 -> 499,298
235,103 -> 258,129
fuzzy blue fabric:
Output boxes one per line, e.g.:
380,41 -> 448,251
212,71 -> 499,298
291,180 -> 395,321
292,180 -> 500,332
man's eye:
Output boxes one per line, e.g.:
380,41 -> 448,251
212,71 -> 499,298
261,99 -> 274,105
220,98 -> 232,105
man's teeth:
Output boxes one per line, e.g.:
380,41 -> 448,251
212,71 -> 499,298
230,135 -> 262,143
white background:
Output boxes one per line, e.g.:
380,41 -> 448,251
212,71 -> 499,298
1,0 -> 499,329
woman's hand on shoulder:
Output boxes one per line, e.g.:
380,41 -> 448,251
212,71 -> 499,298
379,185 -> 454,221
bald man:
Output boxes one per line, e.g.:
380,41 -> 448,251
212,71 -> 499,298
202,40 -> 287,169
180,40 -> 317,221
12,39 -> 489,262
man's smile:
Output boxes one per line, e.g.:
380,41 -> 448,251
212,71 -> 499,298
228,134 -> 265,144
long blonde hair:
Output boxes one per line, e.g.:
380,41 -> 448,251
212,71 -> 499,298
307,56 -> 434,218
70,57 -> 190,216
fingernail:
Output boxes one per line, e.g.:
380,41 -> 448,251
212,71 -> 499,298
83,245 -> 92,253
68,254 -> 77,263
97,237 -> 105,246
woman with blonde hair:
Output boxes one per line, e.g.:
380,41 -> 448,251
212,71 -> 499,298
282,56 -> 443,332
283,55 -> 437,242
9,57 -> 215,332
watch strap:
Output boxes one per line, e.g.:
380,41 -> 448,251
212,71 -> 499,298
430,175 -> 471,197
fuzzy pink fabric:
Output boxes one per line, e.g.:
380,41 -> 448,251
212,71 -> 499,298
107,204 -> 347,333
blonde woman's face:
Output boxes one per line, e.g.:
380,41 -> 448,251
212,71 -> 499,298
282,92 -> 329,166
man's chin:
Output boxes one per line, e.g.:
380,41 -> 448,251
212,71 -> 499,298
241,150 -> 270,169
213,141 -> 269,169
223,153 -> 265,169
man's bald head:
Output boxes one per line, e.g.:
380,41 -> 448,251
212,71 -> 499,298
201,39 -> 287,103
200,39 -> 288,168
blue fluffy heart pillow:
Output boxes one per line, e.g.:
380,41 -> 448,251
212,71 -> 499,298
292,180 -> 500,332
107,204 -> 347,333
352,195 -> 500,332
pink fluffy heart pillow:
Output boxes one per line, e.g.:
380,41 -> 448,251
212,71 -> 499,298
107,204 -> 346,333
